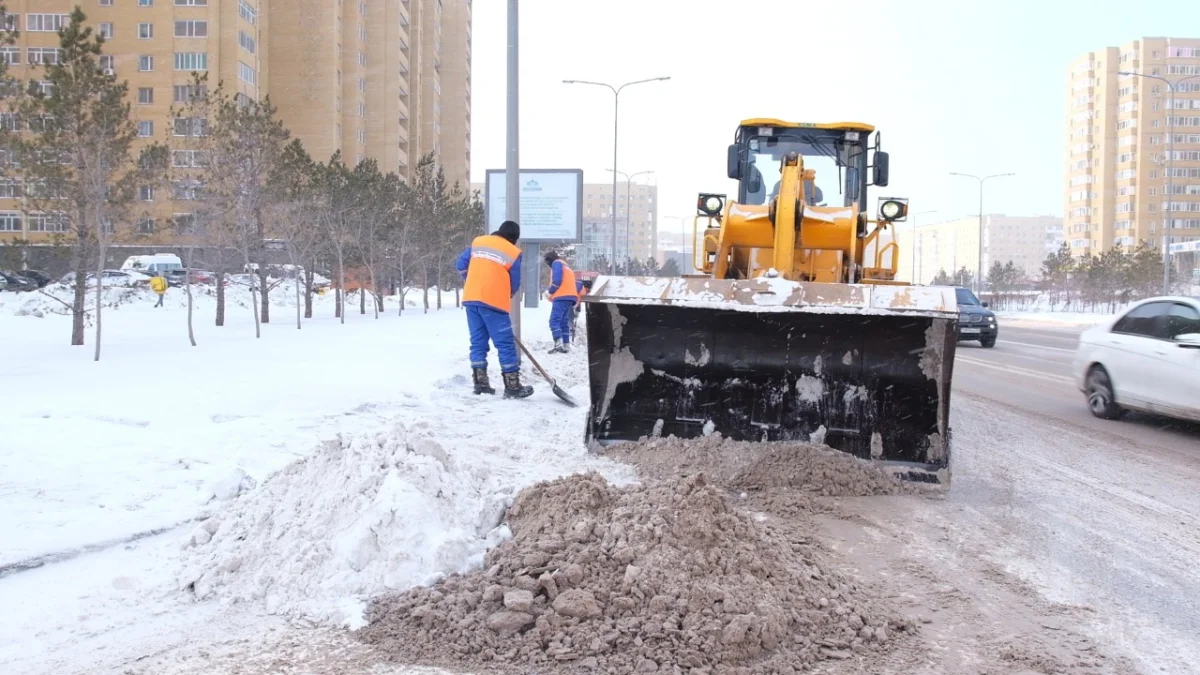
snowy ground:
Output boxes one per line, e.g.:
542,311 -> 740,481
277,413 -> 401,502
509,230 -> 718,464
3,286 -> 1188,674
0,284 -> 634,674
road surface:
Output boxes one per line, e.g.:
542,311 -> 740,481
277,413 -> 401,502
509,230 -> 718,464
859,319 -> 1200,673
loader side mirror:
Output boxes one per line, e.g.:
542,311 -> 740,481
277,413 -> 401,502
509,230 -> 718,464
873,151 -> 890,187
727,144 -> 742,180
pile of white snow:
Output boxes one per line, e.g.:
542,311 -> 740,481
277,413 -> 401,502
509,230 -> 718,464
178,419 -> 525,628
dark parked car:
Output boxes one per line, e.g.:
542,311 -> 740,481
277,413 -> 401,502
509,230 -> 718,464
16,269 -> 51,288
0,270 -> 38,292
950,286 -> 998,347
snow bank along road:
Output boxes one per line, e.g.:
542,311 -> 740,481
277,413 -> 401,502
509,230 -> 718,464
925,320 -> 1200,673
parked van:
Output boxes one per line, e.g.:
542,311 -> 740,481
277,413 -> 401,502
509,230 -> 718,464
121,254 -> 183,276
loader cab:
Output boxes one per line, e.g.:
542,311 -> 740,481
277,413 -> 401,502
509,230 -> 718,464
726,121 -> 883,212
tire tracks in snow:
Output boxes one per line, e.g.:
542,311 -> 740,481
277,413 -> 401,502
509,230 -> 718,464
0,517 -> 199,579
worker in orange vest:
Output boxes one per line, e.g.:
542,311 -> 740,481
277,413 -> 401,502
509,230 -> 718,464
455,220 -> 534,398
542,250 -> 577,353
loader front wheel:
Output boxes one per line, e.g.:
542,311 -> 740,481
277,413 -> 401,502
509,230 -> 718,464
1086,366 -> 1123,420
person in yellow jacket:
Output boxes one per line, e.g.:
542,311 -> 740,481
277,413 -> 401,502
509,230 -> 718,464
455,220 -> 534,399
149,272 -> 168,308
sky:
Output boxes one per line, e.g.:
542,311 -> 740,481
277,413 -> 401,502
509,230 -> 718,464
468,0 -> 1200,236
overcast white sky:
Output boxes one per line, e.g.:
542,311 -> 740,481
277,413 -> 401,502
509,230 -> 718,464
468,0 -> 1199,230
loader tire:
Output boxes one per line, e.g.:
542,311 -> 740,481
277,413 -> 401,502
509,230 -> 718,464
1085,365 -> 1123,420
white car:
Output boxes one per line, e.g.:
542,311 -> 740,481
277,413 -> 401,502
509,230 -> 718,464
1073,296 -> 1200,423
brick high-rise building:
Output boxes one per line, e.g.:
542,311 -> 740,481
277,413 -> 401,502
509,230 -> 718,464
1063,37 -> 1200,256
0,0 -> 472,250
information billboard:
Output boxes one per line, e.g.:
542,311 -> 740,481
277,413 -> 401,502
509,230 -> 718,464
484,169 -> 583,243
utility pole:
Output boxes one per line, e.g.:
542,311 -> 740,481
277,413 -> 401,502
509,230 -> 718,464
607,169 -> 653,268
563,77 -> 669,273
506,0 -> 520,339
950,172 -> 1014,292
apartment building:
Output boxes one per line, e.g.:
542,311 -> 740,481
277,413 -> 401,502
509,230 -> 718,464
894,214 -> 1063,285
269,0 -> 471,187
0,0 -> 471,247
1063,37 -> 1200,257
579,181 -> 657,264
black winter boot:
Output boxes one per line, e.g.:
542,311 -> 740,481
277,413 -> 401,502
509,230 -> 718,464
502,371 -> 534,399
472,367 -> 495,395
549,339 -> 565,354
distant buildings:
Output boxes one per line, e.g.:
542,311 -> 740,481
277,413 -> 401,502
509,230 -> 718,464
1063,37 -> 1200,256
894,215 -> 1063,285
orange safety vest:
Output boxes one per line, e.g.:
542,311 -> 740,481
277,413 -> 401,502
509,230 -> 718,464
462,234 -> 521,312
550,262 -> 578,301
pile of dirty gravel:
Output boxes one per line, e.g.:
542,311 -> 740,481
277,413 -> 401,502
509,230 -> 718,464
598,433 -> 915,497
359,472 -> 913,673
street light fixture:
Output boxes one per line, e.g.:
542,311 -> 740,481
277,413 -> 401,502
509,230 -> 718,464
911,210 -> 937,284
606,168 -> 653,264
949,172 -> 1015,292
563,76 -> 670,272
1118,70 -> 1200,294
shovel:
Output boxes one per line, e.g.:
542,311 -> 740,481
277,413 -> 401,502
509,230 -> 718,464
515,337 -> 578,407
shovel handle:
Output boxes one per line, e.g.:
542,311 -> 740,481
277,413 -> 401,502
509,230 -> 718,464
514,337 -> 554,383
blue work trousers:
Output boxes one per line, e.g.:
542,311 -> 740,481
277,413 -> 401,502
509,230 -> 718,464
549,298 -> 576,342
466,302 -> 519,374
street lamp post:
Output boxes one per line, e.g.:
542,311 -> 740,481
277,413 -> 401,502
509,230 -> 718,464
950,172 -> 1014,292
563,76 -> 669,273
911,210 -> 937,284
606,168 -> 653,267
661,215 -> 689,274
505,0 -> 521,339
1118,70 -> 1200,294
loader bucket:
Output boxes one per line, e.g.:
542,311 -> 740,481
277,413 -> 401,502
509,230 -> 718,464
582,276 -> 959,486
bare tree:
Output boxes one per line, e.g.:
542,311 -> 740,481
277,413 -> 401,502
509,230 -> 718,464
13,9 -> 165,358
267,140 -> 322,329
205,89 -> 290,337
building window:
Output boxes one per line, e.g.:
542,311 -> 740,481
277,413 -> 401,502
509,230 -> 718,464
138,87 -> 154,104
174,84 -> 206,103
0,212 -> 21,233
172,150 -> 209,167
139,55 -> 154,71
27,48 -> 63,66
174,52 -> 208,71
357,102 -> 365,118
358,77 -> 365,92
29,213 -> 68,232
0,180 -> 21,199
174,0 -> 208,5
26,14 -> 70,32
1,13 -> 16,32
139,0 -> 153,6
238,61 -> 256,85
99,22 -> 113,38
137,218 -> 156,234
0,47 -> 18,65
99,55 -> 114,73
358,51 -> 366,66
238,30 -> 256,54
175,20 -> 208,38
138,23 -> 153,39
173,117 -> 209,137
239,0 -> 257,24
99,0 -> 113,5
1169,47 -> 1200,58
138,120 -> 154,137
139,186 -> 155,201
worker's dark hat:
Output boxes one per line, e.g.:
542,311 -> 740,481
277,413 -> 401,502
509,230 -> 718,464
543,250 -> 559,265
497,220 -> 520,243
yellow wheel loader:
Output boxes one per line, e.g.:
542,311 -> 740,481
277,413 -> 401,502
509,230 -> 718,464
581,119 -> 959,485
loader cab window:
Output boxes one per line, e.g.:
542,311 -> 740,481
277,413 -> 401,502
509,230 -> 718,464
741,132 -> 866,209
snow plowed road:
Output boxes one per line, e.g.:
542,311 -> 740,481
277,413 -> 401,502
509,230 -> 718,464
892,321 -> 1200,673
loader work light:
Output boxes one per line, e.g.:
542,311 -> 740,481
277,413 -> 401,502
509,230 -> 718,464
878,198 -> 908,222
697,193 -> 726,217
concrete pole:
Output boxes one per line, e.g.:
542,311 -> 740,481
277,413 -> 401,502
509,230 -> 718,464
506,0 -> 520,340
1165,81 -> 1176,294
611,93 -> 619,272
